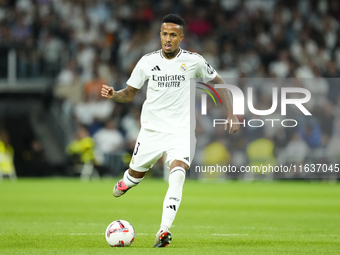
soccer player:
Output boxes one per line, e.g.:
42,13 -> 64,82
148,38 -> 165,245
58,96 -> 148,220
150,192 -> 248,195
101,13 -> 239,247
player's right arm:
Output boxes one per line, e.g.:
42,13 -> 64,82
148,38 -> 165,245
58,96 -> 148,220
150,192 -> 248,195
102,55 -> 146,103
101,85 -> 139,103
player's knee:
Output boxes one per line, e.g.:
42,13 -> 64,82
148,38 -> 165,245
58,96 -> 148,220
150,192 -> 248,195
170,160 -> 189,171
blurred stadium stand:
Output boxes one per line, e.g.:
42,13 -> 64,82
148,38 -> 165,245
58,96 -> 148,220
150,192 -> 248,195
0,0 -> 339,178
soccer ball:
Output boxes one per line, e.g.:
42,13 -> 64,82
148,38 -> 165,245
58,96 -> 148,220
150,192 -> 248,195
105,220 -> 135,247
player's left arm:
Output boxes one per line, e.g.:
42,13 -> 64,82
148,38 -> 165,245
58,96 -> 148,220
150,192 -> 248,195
209,74 -> 240,134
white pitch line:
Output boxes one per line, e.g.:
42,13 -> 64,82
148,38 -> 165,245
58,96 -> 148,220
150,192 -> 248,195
70,233 -> 103,235
69,233 -> 149,236
211,233 -> 248,236
0,233 -> 150,236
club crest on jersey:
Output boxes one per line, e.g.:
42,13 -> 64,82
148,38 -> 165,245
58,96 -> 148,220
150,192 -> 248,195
180,63 -> 187,72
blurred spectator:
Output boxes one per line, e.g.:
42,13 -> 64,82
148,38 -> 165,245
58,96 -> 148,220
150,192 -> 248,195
39,32 -> 64,77
67,126 -> 96,165
246,137 -> 276,179
10,16 -> 32,41
282,132 -> 309,165
86,0 -> 110,26
269,50 -> 290,78
76,43 -> 96,82
327,117 -> 340,164
22,139 -> 48,176
187,8 -> 212,38
84,69 -> 107,101
74,68 -> 114,131
0,130 -> 17,180
325,62 -> 340,104
121,106 -> 141,142
201,140 -> 231,178
93,119 -> 124,165
314,101 -> 335,141
17,36 -> 41,78
66,125 -> 98,180
54,59 -> 83,105
298,122 -> 322,148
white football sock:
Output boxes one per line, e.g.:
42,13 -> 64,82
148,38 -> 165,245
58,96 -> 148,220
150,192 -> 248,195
123,170 -> 144,188
160,166 -> 186,230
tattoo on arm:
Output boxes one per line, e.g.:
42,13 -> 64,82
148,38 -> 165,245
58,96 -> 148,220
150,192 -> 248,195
209,75 -> 234,117
112,86 -> 139,103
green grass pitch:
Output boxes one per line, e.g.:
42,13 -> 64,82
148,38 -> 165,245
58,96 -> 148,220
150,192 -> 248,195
0,178 -> 339,254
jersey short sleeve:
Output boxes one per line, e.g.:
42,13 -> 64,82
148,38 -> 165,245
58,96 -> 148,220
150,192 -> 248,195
195,55 -> 217,81
127,57 -> 148,89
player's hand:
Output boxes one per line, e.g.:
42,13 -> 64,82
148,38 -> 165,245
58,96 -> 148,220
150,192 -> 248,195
101,84 -> 114,99
226,115 -> 240,134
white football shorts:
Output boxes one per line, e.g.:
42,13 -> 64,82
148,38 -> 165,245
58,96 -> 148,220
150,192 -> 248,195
129,128 -> 195,172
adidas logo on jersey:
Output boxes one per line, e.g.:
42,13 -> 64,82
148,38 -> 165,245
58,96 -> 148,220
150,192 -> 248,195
151,65 -> 161,71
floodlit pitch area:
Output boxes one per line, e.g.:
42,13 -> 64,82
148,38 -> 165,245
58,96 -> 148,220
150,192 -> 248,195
0,178 -> 339,254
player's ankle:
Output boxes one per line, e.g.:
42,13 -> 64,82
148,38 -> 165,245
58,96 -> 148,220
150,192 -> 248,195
123,169 -> 144,188
160,225 -> 170,233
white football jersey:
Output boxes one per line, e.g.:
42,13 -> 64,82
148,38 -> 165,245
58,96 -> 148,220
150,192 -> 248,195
127,48 -> 217,134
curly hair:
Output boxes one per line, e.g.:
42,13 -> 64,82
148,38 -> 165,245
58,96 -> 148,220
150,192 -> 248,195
162,13 -> 185,27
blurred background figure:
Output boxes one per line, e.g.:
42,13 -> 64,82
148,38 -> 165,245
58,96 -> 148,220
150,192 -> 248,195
22,139 -> 49,177
201,140 -> 231,179
66,125 -> 98,181
327,117 -> 340,165
246,137 -> 276,180
0,130 -> 17,180
93,119 -> 124,172
283,132 -> 309,165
